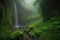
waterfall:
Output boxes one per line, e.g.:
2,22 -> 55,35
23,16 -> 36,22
14,2 -> 20,28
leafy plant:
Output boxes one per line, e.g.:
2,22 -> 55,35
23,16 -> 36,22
9,30 -> 23,38
26,17 -> 60,40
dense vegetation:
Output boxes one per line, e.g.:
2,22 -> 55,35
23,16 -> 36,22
0,0 -> 60,40
26,17 -> 60,40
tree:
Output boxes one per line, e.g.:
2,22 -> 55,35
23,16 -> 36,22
0,5 -> 3,25
0,0 -> 11,9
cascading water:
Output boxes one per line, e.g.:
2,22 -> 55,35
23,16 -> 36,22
14,2 -> 20,28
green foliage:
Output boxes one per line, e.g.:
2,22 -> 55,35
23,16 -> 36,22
0,32 -> 7,38
26,17 -> 60,40
9,30 -> 23,38
0,29 -> 23,40
0,3 -> 12,39
26,19 -> 43,37
0,25 -> 11,39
